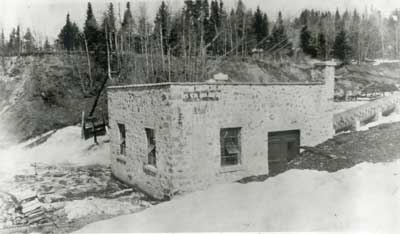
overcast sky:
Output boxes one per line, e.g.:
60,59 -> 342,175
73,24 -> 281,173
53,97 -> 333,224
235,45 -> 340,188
1,0 -> 400,41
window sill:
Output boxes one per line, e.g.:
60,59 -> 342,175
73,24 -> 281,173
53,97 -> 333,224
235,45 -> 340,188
219,164 -> 243,173
143,164 -> 158,176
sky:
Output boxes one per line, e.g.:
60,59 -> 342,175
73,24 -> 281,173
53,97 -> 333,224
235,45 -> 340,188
1,0 -> 400,41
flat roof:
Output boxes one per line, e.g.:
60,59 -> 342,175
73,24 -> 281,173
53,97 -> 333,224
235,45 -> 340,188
108,81 -> 326,90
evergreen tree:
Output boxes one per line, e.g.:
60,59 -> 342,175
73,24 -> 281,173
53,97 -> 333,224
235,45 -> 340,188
317,32 -> 327,60
23,28 -> 35,53
0,29 -> 5,54
122,2 -> 135,32
253,6 -> 268,48
334,9 -> 342,32
270,12 -> 291,51
169,13 -> 183,56
8,29 -> 17,52
58,13 -> 80,51
83,2 -> 99,51
208,0 -> 221,54
154,1 -> 170,54
350,9 -> 361,61
333,29 -> 352,63
300,25 -> 317,57
106,3 -> 116,33
16,26 -> 21,54
44,37 -> 51,51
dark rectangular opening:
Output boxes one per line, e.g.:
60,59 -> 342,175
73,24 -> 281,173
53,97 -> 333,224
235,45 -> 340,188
268,130 -> 300,175
117,123 -> 126,155
220,128 -> 241,166
145,128 -> 156,167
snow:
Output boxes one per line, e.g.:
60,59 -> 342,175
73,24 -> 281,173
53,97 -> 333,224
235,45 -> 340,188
360,112 -> 400,131
373,59 -> 400,66
77,161 -> 400,232
213,72 -> 229,81
64,197 -> 144,221
0,126 -> 110,185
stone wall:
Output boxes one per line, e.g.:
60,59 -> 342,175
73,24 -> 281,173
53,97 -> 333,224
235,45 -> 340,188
166,82 -> 334,194
107,85 -> 175,199
333,93 -> 400,132
107,63 -> 335,199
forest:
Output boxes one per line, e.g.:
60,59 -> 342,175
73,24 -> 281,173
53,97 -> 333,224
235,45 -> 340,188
1,0 -> 400,83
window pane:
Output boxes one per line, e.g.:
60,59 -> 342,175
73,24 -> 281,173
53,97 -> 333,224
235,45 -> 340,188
118,123 -> 126,155
145,128 -> 156,167
220,128 -> 241,166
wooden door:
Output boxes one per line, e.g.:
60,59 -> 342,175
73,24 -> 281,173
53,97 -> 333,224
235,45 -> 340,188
268,130 -> 300,175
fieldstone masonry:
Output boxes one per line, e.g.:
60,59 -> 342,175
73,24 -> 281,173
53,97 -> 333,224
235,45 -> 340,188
108,62 -> 336,199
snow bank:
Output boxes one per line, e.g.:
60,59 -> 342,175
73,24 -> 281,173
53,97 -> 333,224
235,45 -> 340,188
360,112 -> 400,131
77,161 -> 400,232
373,59 -> 400,66
64,197 -> 143,221
0,126 -> 109,183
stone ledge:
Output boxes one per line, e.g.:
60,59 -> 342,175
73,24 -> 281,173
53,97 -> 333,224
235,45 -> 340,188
143,164 -> 158,176
219,164 -> 244,174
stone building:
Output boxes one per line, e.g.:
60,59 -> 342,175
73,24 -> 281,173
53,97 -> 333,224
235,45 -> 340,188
107,62 -> 336,199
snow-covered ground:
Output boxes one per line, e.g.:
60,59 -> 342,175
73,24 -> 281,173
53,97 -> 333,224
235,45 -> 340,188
77,160 -> 400,232
373,59 -> 400,66
0,126 -> 109,190
360,112 -> 400,131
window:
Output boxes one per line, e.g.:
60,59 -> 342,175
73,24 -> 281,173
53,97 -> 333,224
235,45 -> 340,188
220,128 -> 241,166
117,123 -> 126,155
145,128 -> 156,166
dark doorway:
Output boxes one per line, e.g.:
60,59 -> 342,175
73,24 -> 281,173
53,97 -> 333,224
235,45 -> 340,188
268,130 -> 300,175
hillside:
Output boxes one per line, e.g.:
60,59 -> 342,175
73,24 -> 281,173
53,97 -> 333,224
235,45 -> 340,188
0,55 -> 107,146
335,62 -> 400,97
1,55 -> 400,146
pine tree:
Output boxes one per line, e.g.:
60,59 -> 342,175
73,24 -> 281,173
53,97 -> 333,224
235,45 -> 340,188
16,26 -> 21,55
58,13 -> 80,51
300,25 -> 316,57
334,9 -> 342,32
350,9 -> 361,62
333,29 -> 352,63
44,37 -> 51,51
122,2 -> 135,32
253,6 -> 268,48
207,0 -> 221,54
270,12 -> 291,51
0,29 -> 5,54
169,13 -> 183,56
8,29 -> 17,53
154,1 -> 170,54
83,2 -> 99,51
23,28 -> 35,53
317,32 -> 327,60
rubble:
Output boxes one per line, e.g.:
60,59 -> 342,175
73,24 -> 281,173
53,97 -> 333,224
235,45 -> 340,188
0,162 -> 157,233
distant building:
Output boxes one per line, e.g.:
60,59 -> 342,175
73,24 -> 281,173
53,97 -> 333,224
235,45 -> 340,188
107,62 -> 336,199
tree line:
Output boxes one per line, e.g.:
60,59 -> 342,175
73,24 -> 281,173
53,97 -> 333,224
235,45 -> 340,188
297,8 -> 400,64
2,1 -> 400,82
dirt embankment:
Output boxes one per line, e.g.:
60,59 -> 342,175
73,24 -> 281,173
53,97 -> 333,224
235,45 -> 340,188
0,55 -> 107,145
335,62 -> 400,96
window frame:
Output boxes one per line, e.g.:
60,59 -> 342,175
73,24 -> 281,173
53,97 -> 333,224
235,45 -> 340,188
145,128 -> 157,167
220,127 -> 242,167
117,123 -> 126,156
